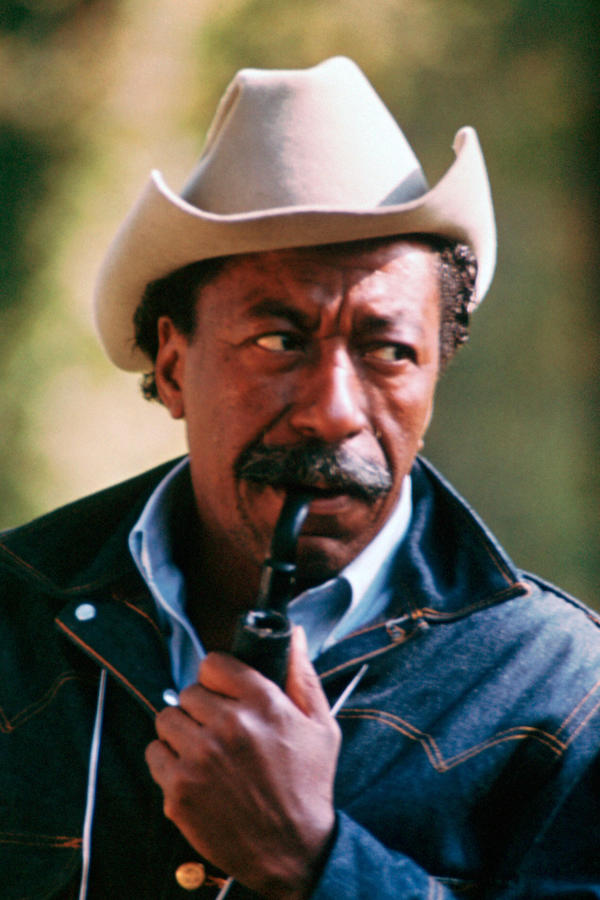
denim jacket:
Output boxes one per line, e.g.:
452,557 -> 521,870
1,457 -> 599,899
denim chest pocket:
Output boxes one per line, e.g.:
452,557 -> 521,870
331,686 -> 566,879
0,833 -> 81,900
0,667 -> 96,899
336,702 -> 564,780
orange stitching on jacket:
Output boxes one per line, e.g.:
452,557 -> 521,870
420,582 -> 532,621
319,641 -> 410,681
55,621 -> 159,716
0,672 -> 80,734
336,709 -> 565,771
114,591 -> 163,637
337,711 -> 443,770
556,674 -> 600,736
0,540 -> 140,595
0,541 -> 58,586
0,831 -> 82,848
347,705 -> 567,753
565,695 -> 600,746
336,619 -> 393,641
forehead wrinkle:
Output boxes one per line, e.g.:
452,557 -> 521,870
243,254 -> 344,300
231,258 -> 347,334
245,296 -> 315,331
335,267 -> 393,330
345,264 -> 433,321
276,258 -> 421,334
225,249 -> 433,335
284,260 -> 345,311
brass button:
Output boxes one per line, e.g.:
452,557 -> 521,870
175,862 -> 206,890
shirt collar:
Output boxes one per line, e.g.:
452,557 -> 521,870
287,476 -> 412,654
341,475 -> 412,605
129,456 -> 190,586
129,456 -> 412,668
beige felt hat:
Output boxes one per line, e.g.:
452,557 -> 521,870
95,56 -> 496,371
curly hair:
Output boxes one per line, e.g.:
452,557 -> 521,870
437,240 -> 476,368
133,238 -> 476,401
133,256 -> 229,401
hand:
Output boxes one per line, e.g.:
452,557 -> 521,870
145,627 -> 341,899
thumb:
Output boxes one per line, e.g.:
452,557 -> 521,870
285,626 -> 331,720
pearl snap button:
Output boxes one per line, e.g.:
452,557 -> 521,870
75,603 -> 96,621
162,688 -> 180,707
175,862 -> 206,890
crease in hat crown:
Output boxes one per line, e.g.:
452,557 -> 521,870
95,56 -> 496,371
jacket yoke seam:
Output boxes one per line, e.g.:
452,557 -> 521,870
0,546 -> 136,597
0,544 -> 60,592
336,709 -> 565,772
319,640 -> 415,681
420,582 -> 532,621
556,674 -> 600,741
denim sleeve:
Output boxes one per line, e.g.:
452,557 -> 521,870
497,751 -> 600,899
310,811 -> 458,899
310,794 -> 600,900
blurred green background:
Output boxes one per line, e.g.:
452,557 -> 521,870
0,0 -> 597,606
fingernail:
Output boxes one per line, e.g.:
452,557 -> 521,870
294,625 -> 308,654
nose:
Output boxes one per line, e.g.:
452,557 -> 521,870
288,346 -> 368,443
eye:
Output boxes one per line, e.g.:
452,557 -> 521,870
255,332 -> 304,353
364,343 -> 416,363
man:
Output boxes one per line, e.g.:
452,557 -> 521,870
1,57 -> 599,899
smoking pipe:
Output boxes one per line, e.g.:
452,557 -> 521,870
231,491 -> 312,687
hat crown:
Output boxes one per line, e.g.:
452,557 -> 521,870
182,57 -> 428,214
94,57 -> 496,372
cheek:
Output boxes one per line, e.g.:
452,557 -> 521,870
184,354 -> 290,459
376,373 -> 437,448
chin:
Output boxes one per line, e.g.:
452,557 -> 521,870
295,536 -> 354,587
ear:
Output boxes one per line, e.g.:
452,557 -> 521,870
154,317 -> 188,419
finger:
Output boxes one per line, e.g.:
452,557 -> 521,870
177,680 -> 239,724
285,626 -> 331,721
198,651 -> 280,702
154,705 -> 203,753
145,736 -> 178,787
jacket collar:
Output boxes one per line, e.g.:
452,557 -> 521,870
1,456 -> 529,712
0,459 -> 181,597
397,457 -> 528,620
312,458 -> 529,683
0,455 -> 527,619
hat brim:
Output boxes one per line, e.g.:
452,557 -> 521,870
95,126 -> 495,371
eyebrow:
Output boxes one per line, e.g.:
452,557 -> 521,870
244,297 -> 426,338
245,298 -> 314,330
355,312 -> 426,339
355,313 -> 397,334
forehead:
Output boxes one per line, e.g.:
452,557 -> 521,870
203,238 -> 441,318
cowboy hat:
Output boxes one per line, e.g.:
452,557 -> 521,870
95,56 -> 496,371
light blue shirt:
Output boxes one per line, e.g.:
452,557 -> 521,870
129,458 -> 412,689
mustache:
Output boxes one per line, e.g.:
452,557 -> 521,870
234,440 -> 392,502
